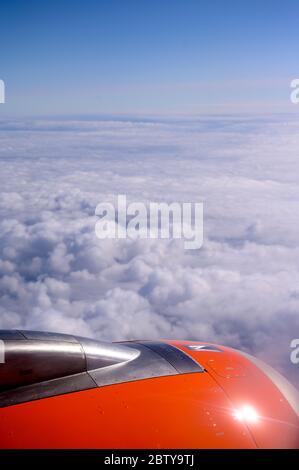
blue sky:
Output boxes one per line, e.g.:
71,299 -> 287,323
1,0 -> 299,115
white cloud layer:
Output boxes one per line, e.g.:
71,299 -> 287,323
0,115 -> 299,386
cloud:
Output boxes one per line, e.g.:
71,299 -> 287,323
0,115 -> 299,387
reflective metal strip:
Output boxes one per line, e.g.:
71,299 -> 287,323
186,344 -> 223,353
137,341 -> 205,374
89,342 -> 177,387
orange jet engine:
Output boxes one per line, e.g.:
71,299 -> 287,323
0,330 -> 298,448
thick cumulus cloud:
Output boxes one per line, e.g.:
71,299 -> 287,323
0,115 -> 299,386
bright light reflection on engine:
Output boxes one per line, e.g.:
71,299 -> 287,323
233,405 -> 259,424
